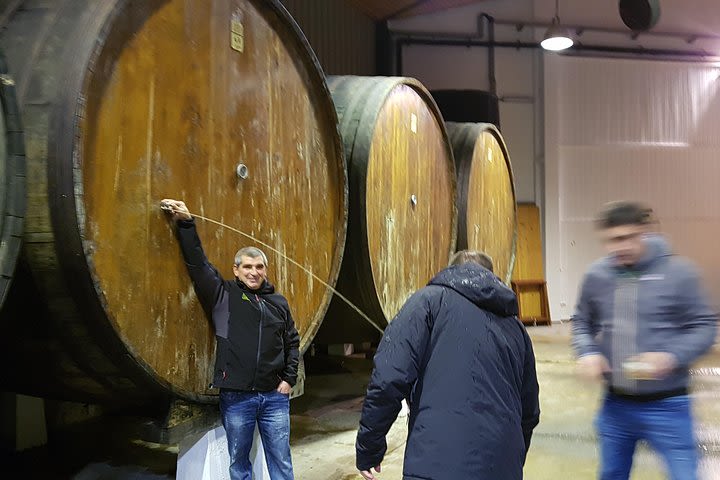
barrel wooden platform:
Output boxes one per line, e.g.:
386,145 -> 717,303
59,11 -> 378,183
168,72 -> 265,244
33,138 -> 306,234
0,0 -> 346,405
0,51 -> 24,308
446,122 -> 517,284
317,76 -> 457,343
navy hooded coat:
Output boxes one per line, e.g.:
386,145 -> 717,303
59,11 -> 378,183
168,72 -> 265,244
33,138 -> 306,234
356,263 -> 540,480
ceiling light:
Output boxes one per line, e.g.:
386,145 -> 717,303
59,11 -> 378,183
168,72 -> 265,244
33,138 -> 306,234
541,0 -> 573,51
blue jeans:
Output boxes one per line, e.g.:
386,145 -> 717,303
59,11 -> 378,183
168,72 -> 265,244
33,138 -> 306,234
220,390 -> 294,480
596,394 -> 697,480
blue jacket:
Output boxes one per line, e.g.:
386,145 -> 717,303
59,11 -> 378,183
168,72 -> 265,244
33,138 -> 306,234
572,234 -> 717,395
356,263 -> 540,480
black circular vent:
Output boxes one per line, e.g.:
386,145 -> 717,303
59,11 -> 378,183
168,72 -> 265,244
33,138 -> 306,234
619,0 -> 661,31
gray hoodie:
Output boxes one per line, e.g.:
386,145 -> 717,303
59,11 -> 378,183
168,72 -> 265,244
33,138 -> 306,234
572,234 -> 717,395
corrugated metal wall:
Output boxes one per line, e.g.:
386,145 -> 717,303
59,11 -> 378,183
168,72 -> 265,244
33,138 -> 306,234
544,55 -> 720,320
281,0 -> 376,75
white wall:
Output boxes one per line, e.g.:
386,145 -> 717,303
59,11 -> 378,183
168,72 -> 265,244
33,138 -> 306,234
545,55 -> 720,320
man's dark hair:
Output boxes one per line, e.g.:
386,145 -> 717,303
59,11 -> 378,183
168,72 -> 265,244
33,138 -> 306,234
595,201 -> 653,229
449,250 -> 494,272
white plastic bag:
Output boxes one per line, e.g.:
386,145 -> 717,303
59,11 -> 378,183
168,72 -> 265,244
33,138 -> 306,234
177,425 -> 270,479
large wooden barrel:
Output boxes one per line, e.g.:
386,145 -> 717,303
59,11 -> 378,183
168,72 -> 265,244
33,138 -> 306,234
0,0 -> 346,405
317,76 -> 457,343
0,51 -> 24,307
446,122 -> 517,284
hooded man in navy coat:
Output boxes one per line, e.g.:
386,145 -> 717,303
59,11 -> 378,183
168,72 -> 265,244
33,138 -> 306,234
356,250 -> 540,480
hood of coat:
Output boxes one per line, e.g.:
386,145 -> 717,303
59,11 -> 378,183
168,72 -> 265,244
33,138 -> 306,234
429,263 -> 518,317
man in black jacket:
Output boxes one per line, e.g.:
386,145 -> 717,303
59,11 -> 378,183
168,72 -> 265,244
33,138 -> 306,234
356,251 -> 540,480
162,199 -> 299,480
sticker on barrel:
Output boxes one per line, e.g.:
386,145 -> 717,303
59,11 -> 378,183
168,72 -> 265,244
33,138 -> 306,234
231,11 -> 244,53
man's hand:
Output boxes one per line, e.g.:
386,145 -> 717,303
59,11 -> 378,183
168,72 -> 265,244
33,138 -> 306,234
630,352 -> 678,380
576,354 -> 610,382
359,465 -> 381,479
276,380 -> 292,395
160,199 -> 192,221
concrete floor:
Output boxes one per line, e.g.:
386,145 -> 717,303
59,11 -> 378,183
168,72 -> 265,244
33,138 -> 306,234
3,322 -> 720,479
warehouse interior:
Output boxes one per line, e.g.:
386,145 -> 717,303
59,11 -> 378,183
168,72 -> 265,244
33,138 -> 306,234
1,0 -> 720,479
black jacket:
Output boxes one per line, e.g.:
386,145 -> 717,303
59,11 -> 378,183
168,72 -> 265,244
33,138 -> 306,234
356,263 -> 540,480
176,219 -> 300,391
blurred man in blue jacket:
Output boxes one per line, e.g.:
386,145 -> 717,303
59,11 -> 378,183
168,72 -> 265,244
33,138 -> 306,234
356,251 -> 540,480
573,201 -> 717,480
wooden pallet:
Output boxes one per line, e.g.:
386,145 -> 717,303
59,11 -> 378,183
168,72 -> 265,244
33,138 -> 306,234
511,279 -> 551,326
